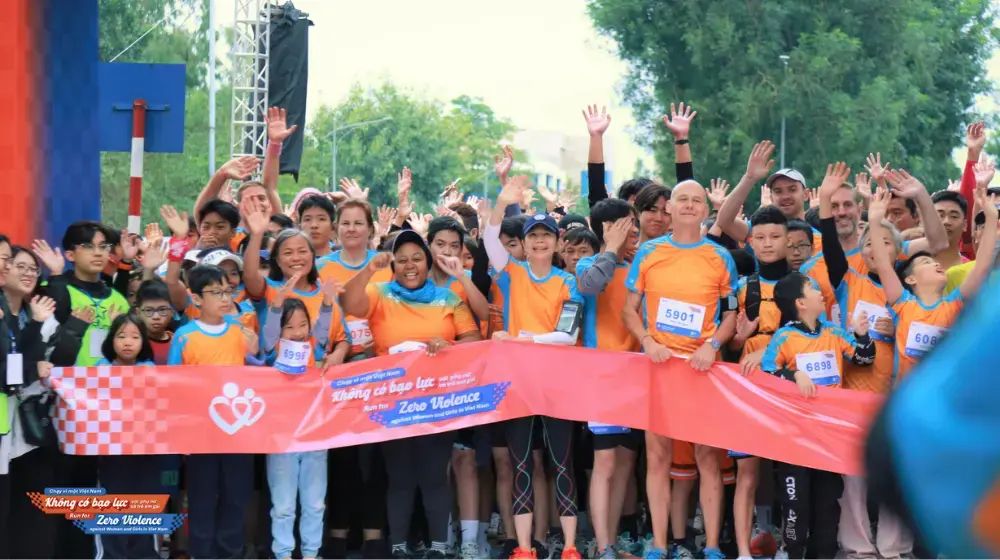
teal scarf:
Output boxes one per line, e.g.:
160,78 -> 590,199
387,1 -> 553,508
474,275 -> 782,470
387,279 -> 438,304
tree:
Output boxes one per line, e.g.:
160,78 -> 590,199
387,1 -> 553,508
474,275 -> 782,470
291,82 -> 525,211
588,0 -> 999,210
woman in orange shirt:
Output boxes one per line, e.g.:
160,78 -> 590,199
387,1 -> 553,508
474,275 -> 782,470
340,229 -> 481,559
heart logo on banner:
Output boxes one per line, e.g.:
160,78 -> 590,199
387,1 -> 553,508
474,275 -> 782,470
209,383 -> 266,435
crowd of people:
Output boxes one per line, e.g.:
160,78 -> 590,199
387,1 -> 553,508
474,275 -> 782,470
0,103 -> 995,560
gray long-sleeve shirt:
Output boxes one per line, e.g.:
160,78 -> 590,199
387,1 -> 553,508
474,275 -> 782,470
263,303 -> 334,354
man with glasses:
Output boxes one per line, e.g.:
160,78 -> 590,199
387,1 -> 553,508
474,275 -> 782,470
134,279 -> 177,365
45,221 -> 130,368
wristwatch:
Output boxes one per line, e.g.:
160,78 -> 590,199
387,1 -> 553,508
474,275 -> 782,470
708,338 -> 722,350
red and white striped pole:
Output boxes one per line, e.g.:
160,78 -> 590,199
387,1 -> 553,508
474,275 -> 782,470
127,99 -> 147,234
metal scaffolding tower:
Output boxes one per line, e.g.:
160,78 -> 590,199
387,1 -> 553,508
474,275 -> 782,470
230,0 -> 274,160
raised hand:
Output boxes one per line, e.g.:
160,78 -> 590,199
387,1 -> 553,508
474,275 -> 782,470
465,195 -> 481,209
120,230 -> 139,262
397,166 -> 412,205
396,199 -> 414,227
974,153 -> 996,188
266,106 -> 298,143
219,155 -> 261,181
864,152 -> 890,184
29,295 -> 56,323
494,145 -> 514,184
159,205 -> 189,239
819,162 -> 851,199
708,178 -> 730,210
967,121 -> 987,155
808,188 -> 821,209
436,255 -> 464,278
410,213 -> 431,238
497,175 -> 533,208
144,223 -> 164,250
975,183 -> 999,223
378,205 -> 397,236
868,186 -> 891,224
321,277 -> 345,306
368,251 -> 393,272
218,183 -> 235,204
883,169 -> 926,200
746,141 -> 776,182
72,306 -> 96,325
240,198 -> 270,236
582,105 -> 612,137
760,186 -> 773,207
535,181 -> 559,206
273,273 -> 302,308
339,178 -> 370,200
603,217 -> 633,254
476,197 -> 492,230
142,243 -> 169,271
854,173 -> 873,205
31,239 -> 64,275
663,102 -> 696,140
441,181 -> 462,206
947,179 -> 962,192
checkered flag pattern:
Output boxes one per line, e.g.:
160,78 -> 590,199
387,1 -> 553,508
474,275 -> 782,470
51,366 -> 173,455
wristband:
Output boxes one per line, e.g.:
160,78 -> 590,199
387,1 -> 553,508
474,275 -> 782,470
168,239 -> 190,262
674,139 -> 689,145
267,141 -> 282,156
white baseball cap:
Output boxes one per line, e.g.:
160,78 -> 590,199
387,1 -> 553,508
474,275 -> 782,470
766,169 -> 807,189
199,249 -> 244,271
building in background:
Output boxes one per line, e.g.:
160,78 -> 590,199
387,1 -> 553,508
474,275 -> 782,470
513,129 -> 614,200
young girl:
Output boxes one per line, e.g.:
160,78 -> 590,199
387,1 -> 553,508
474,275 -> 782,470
93,312 -> 161,559
263,277 -> 344,560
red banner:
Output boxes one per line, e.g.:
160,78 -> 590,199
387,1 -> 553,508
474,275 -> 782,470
49,340 -> 882,475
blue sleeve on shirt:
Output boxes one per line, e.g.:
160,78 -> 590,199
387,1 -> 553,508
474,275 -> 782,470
761,328 -> 790,372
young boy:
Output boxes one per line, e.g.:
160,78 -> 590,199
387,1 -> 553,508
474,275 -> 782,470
167,264 -> 259,559
761,272 -> 875,559
560,227 -> 599,274
134,279 -> 175,365
196,199 -> 241,251
46,221 -> 131,367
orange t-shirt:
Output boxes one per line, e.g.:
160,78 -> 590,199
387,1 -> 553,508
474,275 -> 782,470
889,288 -> 963,381
625,235 -> 738,356
493,259 -> 583,338
835,269 -> 894,394
761,321 -> 861,388
317,250 -> 392,355
363,282 -> 479,357
167,317 -> 250,365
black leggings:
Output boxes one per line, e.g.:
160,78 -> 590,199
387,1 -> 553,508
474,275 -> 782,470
326,444 -> 387,534
777,463 -> 843,559
382,432 -> 454,546
506,415 -> 577,517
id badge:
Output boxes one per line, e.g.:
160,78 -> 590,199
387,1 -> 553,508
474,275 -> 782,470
275,339 -> 311,374
90,329 -> 108,359
6,353 -> 23,385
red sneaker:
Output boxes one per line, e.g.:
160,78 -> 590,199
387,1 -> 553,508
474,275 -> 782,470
750,526 -> 778,557
511,547 -> 537,559
561,545 -> 582,559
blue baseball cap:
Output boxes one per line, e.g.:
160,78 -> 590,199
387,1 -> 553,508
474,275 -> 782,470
523,213 -> 560,237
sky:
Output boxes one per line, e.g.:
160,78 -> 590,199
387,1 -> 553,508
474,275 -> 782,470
213,0 -> 1000,179
216,0 -> 648,179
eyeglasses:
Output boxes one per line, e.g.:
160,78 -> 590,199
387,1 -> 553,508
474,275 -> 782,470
14,263 -> 40,277
202,289 -> 236,301
77,242 -> 114,252
788,243 -> 812,253
140,306 -> 173,318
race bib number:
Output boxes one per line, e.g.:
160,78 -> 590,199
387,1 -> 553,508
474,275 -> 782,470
89,329 -> 108,359
904,322 -> 947,358
275,339 -> 311,374
347,320 -> 373,348
655,298 -> 706,339
587,422 -> 630,435
851,300 -> 893,343
518,330 -> 536,339
796,351 -> 840,386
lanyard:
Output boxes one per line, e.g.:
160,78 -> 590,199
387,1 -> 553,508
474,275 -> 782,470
6,311 -> 24,353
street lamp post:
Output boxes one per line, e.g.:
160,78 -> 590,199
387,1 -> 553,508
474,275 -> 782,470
779,54 -> 790,169
329,116 -> 393,190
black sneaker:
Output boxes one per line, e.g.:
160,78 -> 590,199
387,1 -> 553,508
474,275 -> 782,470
532,539 -> 549,560
499,539 -> 518,559
322,537 -> 348,559
364,539 -> 392,559
391,547 -> 410,559
424,550 -> 447,559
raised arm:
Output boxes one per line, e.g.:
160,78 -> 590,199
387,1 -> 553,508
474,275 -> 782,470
193,156 -> 260,217
239,198 -> 272,300
339,252 -> 392,318
819,162 -> 853,288
885,170 -> 948,255
485,176 -> 532,272
583,105 -> 611,208
961,185 -> 998,299
262,107 -> 298,215
867,189 -> 905,305
159,206 -> 194,312
962,122 -> 986,251
717,141 -> 776,241
662,102 -> 696,183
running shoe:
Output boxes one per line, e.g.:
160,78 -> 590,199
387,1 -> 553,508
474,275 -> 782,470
596,545 -> 617,559
547,533 -> 565,559
773,549 -> 789,560
425,550 -> 447,559
511,547 -> 537,559
460,542 -> 479,559
560,546 -> 582,559
748,526 -> 777,558
617,532 -> 641,556
643,548 -> 669,559
532,539 -> 549,560
489,513 -> 503,538
702,547 -> 725,559
672,543 -> 694,560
